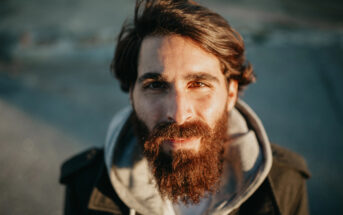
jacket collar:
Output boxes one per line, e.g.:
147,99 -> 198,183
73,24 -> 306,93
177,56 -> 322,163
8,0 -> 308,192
86,164 -> 281,215
88,163 -> 129,214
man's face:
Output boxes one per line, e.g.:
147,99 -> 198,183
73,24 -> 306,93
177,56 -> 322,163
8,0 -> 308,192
132,35 -> 237,154
130,35 -> 238,204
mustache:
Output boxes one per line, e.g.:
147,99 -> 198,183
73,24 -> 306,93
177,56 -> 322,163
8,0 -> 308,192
148,120 -> 211,141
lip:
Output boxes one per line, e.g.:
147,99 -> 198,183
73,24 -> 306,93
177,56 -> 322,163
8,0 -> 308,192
162,137 -> 201,152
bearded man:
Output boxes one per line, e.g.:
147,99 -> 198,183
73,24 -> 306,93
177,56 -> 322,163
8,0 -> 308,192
60,0 -> 310,214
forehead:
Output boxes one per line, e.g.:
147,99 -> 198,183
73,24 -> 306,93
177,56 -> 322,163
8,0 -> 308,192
137,35 -> 224,81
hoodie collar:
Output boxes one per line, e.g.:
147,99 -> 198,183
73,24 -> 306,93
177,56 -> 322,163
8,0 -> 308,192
104,99 -> 272,215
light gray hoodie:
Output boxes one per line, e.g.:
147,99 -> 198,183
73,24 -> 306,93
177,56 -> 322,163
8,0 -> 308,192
104,100 -> 272,215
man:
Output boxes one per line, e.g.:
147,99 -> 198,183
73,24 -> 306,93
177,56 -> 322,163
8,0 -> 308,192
60,0 -> 310,214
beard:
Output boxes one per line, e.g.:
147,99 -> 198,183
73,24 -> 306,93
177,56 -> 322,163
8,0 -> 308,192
131,110 -> 229,205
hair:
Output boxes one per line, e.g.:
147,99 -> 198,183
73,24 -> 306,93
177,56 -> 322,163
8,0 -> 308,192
111,0 -> 255,92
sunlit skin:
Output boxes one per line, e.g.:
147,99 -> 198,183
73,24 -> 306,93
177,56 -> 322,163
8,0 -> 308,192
131,35 -> 238,154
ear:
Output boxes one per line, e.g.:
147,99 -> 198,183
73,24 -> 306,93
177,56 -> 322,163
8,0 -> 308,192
227,79 -> 238,111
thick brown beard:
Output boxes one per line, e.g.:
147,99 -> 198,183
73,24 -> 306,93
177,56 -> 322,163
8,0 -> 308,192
131,111 -> 229,205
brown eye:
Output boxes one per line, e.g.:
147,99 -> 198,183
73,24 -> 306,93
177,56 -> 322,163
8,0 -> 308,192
188,82 -> 206,88
143,81 -> 168,90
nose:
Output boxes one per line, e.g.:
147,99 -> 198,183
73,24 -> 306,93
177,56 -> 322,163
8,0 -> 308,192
165,89 -> 193,125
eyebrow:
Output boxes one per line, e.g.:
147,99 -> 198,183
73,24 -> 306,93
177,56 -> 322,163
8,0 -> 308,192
138,72 -> 165,83
137,72 -> 220,84
183,72 -> 220,83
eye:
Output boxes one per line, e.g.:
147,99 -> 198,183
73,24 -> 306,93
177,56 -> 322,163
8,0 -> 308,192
143,81 -> 168,90
188,81 -> 207,88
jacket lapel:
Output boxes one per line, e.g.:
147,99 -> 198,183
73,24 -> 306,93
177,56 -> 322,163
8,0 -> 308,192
88,164 -> 129,214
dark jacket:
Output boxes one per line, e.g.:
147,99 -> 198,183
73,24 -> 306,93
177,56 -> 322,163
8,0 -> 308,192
60,144 -> 310,215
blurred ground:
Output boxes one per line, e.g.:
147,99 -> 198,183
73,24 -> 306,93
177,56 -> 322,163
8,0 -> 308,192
0,0 -> 342,214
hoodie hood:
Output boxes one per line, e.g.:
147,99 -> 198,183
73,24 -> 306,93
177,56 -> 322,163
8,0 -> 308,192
104,100 -> 272,215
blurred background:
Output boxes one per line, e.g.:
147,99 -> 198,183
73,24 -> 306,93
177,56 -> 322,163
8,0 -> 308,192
0,0 -> 342,214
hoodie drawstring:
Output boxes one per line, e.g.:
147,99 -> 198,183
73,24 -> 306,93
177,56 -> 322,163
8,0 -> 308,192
129,208 -> 136,215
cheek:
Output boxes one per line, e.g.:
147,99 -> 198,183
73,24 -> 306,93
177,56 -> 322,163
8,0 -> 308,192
133,91 -> 164,131
193,92 -> 228,127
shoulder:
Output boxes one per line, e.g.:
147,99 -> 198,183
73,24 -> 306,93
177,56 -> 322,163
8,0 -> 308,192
268,144 -> 311,215
59,148 -> 113,214
59,147 -> 104,184
270,143 -> 310,178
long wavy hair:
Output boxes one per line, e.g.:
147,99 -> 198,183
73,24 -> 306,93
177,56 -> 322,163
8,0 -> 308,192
112,0 -> 255,92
